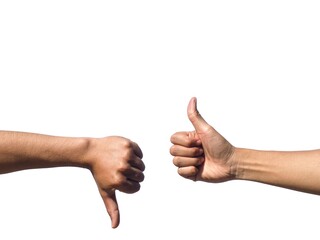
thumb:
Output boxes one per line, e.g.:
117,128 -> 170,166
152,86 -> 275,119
187,97 -> 211,133
101,189 -> 120,228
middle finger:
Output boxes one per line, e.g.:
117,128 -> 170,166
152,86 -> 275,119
170,145 -> 203,157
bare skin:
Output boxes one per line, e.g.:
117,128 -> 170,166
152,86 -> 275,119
170,97 -> 320,195
0,131 -> 145,228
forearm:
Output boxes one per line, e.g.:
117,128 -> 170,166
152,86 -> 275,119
233,148 -> 320,194
0,131 -> 90,174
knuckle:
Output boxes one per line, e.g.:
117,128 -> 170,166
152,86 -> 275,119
139,173 -> 145,182
177,168 -> 184,176
191,147 -> 202,156
133,159 -> 145,172
118,162 -> 130,173
169,145 -> 177,155
172,157 -> 181,167
170,134 -> 176,143
113,175 -> 126,188
185,134 -> 196,147
121,150 -> 132,160
140,161 -> 146,171
185,139 -> 194,147
196,157 -> 204,165
191,148 -> 198,155
190,167 -> 198,175
121,139 -> 132,149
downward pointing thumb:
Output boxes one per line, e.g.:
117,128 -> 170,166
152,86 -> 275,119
101,189 -> 120,228
187,97 -> 211,133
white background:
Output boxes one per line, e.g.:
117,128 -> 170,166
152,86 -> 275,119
1,1 -> 320,239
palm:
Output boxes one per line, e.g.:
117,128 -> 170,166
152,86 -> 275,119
187,97 -> 235,183
195,128 -> 234,182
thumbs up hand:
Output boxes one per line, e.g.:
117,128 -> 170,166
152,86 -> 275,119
170,97 -> 236,183
85,136 -> 145,228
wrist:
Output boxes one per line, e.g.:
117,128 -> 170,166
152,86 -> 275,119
229,148 -> 248,180
230,148 -> 272,181
77,137 -> 96,169
64,137 -> 93,169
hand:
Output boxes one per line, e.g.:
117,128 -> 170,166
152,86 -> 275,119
170,97 -> 235,183
85,136 -> 145,228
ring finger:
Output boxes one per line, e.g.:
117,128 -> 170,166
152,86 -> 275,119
173,156 -> 204,168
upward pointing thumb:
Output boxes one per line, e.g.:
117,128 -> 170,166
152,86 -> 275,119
187,97 -> 211,133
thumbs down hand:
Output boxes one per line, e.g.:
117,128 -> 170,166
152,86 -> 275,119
85,136 -> 145,228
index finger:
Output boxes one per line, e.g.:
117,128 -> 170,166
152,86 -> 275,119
170,131 -> 202,147
131,141 -> 143,158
